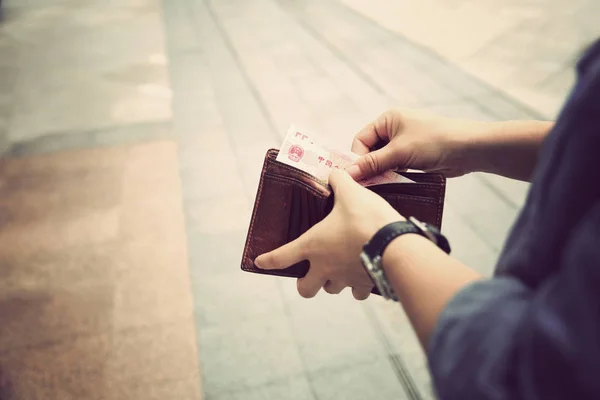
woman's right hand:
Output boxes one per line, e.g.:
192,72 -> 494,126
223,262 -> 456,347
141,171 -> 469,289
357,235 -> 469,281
346,109 -> 484,179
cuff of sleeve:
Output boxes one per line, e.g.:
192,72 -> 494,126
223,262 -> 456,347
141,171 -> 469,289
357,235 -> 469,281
426,277 -> 530,398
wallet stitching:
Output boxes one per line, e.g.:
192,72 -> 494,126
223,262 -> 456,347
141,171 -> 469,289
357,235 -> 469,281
381,194 -> 438,204
264,174 -> 440,206
242,159 -> 327,271
370,183 -> 441,191
242,156 -> 269,271
437,187 -> 442,227
246,267 -> 305,278
436,182 -> 445,228
381,189 -> 444,227
270,150 -> 443,191
264,172 -> 329,198
269,156 -> 328,189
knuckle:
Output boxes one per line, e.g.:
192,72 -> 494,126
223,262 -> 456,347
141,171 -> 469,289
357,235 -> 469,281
381,109 -> 394,120
380,109 -> 397,127
303,237 -> 318,257
293,236 -> 313,262
382,109 -> 404,134
363,152 -> 380,175
369,120 -> 379,134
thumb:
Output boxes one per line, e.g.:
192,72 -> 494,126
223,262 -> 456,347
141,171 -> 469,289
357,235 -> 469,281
346,147 -> 398,180
328,168 -> 360,195
255,235 -> 307,270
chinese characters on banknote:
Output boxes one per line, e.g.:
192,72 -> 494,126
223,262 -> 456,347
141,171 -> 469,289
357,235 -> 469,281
276,125 -> 414,186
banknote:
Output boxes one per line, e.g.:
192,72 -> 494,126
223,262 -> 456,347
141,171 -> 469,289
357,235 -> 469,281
276,125 -> 414,186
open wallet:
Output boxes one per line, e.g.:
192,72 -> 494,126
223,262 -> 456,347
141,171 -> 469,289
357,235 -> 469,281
241,149 -> 446,295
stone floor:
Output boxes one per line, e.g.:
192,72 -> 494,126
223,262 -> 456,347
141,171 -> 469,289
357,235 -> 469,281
0,141 -> 202,399
0,0 -> 595,399
341,0 -> 600,118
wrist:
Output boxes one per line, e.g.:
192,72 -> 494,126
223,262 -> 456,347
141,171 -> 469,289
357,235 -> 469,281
381,233 -> 431,272
444,120 -> 499,175
379,233 -> 442,302
361,218 -> 449,302
359,213 -> 406,248
453,120 -> 553,177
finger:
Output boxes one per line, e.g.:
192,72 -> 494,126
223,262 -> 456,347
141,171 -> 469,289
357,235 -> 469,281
346,147 -> 399,180
352,286 -> 372,301
351,119 -> 391,156
255,236 -> 308,270
323,280 -> 346,295
297,270 -> 326,298
328,168 -> 361,196
351,136 -> 371,156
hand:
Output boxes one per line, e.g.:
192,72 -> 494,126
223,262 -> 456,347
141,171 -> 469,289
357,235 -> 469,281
255,169 -> 403,300
346,108 -> 481,179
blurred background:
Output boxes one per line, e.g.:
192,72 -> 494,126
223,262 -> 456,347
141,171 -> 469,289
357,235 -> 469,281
0,0 -> 597,399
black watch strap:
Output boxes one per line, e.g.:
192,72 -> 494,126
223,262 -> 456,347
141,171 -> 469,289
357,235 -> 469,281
363,218 -> 451,260
363,221 -> 422,260
361,218 -> 450,301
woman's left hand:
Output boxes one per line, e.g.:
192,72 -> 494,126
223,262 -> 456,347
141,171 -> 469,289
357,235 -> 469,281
255,169 -> 404,300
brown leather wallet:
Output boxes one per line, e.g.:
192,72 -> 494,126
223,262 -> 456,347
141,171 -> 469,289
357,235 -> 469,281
241,149 -> 446,286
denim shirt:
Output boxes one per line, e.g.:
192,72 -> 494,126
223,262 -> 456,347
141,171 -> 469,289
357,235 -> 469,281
428,40 -> 600,400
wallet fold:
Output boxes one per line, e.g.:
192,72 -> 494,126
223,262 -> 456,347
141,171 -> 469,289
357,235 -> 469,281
241,149 -> 446,285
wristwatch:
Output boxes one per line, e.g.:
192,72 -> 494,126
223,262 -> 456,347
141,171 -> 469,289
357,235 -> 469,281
360,217 -> 451,301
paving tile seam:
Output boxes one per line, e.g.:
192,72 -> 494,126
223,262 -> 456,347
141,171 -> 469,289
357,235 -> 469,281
361,301 -> 424,400
202,372 -> 311,397
182,0 -> 279,193
202,0 -> 281,142
275,280 -> 322,400
327,0 -> 548,120
277,0 -> 390,98
275,0 -> 494,113
473,173 -> 523,210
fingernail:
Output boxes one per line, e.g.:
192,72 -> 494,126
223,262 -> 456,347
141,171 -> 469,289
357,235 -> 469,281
345,164 -> 361,179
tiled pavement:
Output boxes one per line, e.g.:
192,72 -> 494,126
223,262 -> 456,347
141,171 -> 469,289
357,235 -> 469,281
341,0 -> 600,118
0,142 -> 202,399
0,0 -> 172,151
0,0 -> 587,398
165,0 -> 544,399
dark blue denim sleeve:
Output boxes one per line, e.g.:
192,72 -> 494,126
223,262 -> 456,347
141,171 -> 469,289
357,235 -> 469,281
427,204 -> 600,400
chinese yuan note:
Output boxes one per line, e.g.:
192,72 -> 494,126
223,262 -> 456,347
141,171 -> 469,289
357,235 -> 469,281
276,124 -> 414,186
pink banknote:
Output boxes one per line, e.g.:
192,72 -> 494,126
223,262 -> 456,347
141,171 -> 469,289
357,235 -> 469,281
276,125 -> 414,186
